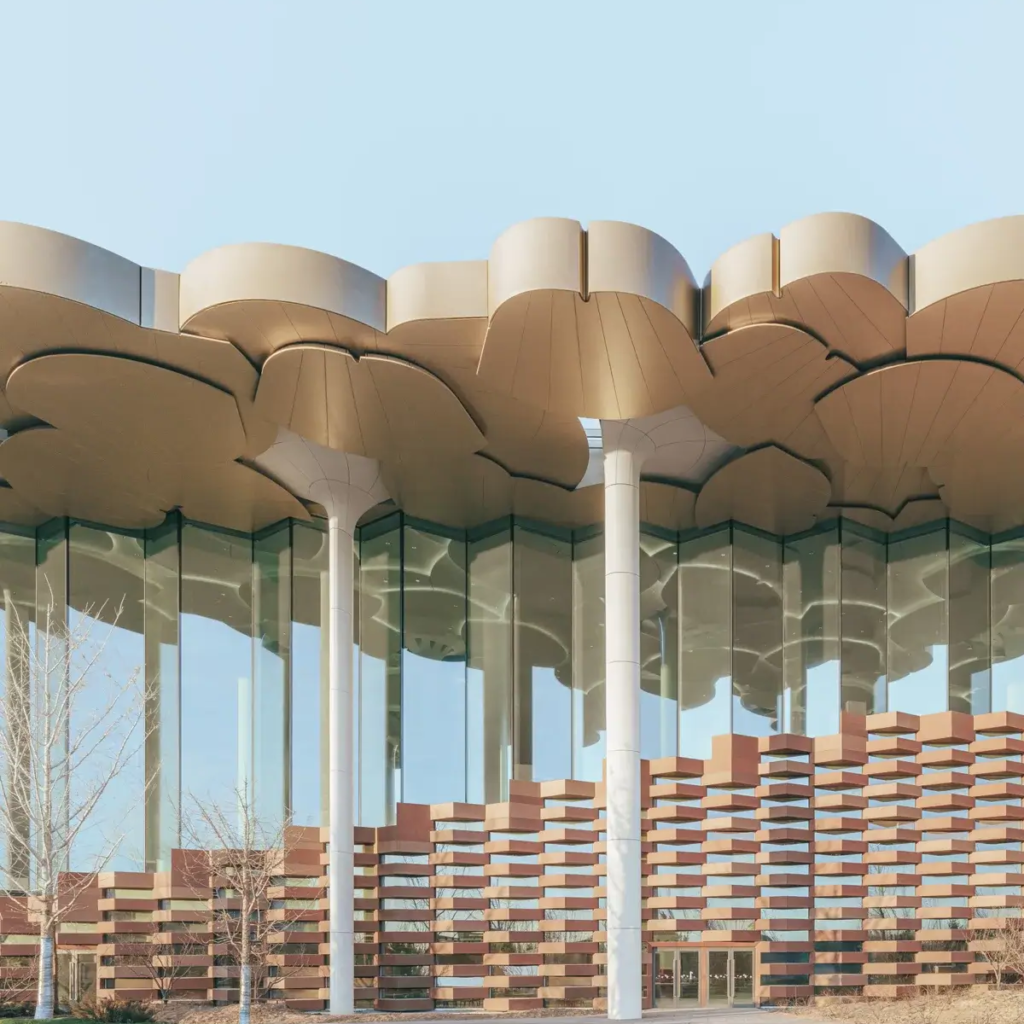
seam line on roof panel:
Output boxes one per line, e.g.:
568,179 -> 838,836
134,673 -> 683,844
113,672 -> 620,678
474,451 -> 581,494
580,229 -> 589,301
812,352 -> 1024,404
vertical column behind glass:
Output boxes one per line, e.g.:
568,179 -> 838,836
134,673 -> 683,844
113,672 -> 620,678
144,517 -> 179,870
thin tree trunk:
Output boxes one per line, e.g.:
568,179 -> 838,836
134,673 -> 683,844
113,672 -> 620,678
239,962 -> 252,1024
34,927 -> 54,1019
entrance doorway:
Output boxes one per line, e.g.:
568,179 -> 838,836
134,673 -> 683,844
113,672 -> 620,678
652,948 -> 754,1008
708,948 -> 754,1007
653,949 -> 699,1008
57,951 -> 96,1010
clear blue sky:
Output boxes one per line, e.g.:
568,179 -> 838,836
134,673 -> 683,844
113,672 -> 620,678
1,1 -> 1021,280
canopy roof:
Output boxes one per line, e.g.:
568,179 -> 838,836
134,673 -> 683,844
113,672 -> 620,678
2,212 -> 1024,533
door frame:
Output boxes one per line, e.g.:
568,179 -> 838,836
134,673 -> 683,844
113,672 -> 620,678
650,945 -> 757,1009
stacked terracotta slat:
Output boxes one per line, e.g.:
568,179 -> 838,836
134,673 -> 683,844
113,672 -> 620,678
4,712 -> 1024,1010
94,827 -> 325,1005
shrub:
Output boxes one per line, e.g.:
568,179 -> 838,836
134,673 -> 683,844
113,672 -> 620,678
0,999 -> 35,1018
71,996 -> 155,1023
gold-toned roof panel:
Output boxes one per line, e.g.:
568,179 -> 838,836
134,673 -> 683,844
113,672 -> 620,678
6,353 -> 247,466
695,323 -> 855,459
0,221 -> 141,323
0,426 -> 308,533
695,446 -> 831,535
6,213 -> 1024,533
912,215 -> 1024,313
815,359 -> 1024,467
254,343 -> 485,460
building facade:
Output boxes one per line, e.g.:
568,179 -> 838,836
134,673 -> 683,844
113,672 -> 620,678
3,213 -> 1024,1012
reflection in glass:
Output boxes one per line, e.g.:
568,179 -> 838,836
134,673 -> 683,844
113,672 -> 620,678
358,517 -> 401,825
513,527 -> 571,782
572,532 -> 604,782
888,528 -> 948,716
144,519 -> 179,869
841,528 -> 887,715
467,526 -> 512,804
253,525 -> 290,829
733,528 -> 782,739
291,522 -> 327,828
949,527 -> 990,715
679,529 -> 732,759
640,532 -> 678,759
993,537 -> 1024,714
36,522 -> 68,874
68,525 -> 146,871
783,527 -> 840,737
180,525 -> 252,820
402,525 -> 467,804
0,530 -> 37,888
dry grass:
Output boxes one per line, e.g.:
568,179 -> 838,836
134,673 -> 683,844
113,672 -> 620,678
783,988 -> 1024,1024
150,1003 -> 602,1023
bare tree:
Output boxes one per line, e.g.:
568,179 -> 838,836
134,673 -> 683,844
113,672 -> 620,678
975,916 -> 1024,989
112,928 -> 211,1004
181,785 -> 306,1024
0,908 -> 38,1010
0,595 -> 150,1019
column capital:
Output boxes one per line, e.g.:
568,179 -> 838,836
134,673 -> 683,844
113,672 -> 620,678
254,428 -> 389,532
600,405 -> 717,477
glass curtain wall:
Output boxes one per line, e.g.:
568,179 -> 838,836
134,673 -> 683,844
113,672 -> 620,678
0,530 -> 36,889
291,523 -> 328,829
993,536 -> 1024,714
2,511 -> 1023,862
67,525 -> 146,871
783,527 -> 840,737
467,524 -> 512,804
401,524 -> 467,806
512,525 -> 572,783
639,531 -> 679,760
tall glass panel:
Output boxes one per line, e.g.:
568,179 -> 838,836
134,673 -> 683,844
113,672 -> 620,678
732,528 -> 782,739
887,528 -> 948,716
0,530 -> 37,889
402,525 -> 467,805
253,526 -> 290,829
291,522 -> 327,828
840,527 -> 887,715
358,517 -> 401,826
640,531 -> 679,759
180,525 -> 252,821
572,532 -> 605,782
467,525 -> 512,804
144,519 -> 179,869
783,528 -> 840,737
35,522 -> 68,875
678,529 -> 732,759
949,528 -> 990,715
68,525 -> 146,870
992,537 -> 1024,714
513,526 -> 572,782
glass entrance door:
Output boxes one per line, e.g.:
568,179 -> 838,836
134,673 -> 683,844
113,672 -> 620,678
732,949 -> 754,1006
56,951 -> 96,1011
652,949 -> 700,1007
707,948 -> 755,1007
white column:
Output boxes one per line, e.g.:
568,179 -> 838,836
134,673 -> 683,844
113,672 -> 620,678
328,510 -> 356,1016
253,431 -> 387,1016
602,421 -> 653,1021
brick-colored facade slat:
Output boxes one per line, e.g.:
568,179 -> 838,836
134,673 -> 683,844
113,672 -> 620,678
7,712 -> 1024,1009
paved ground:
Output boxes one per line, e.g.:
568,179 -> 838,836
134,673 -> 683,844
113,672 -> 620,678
394,1012 -> 820,1024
